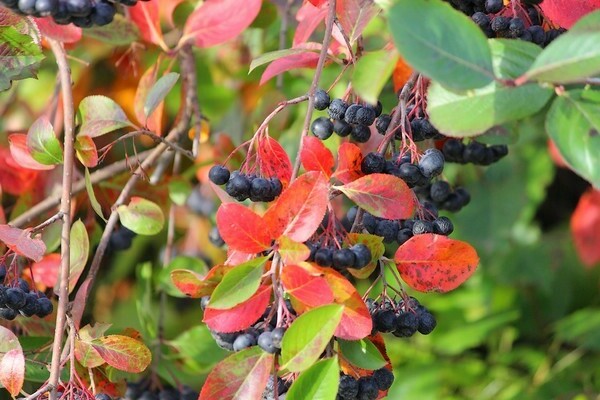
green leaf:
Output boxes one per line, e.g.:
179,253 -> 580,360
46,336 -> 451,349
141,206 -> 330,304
554,308 -> 600,351
117,197 -> 165,235
168,178 -> 192,206
208,257 -> 267,310
388,0 -> 494,91
352,50 -> 399,104
338,339 -> 387,370
91,335 -> 152,373
546,90 -> 600,188
249,48 -> 317,73
68,220 -> 89,294
84,14 -> 140,45
26,117 -> 63,165
524,10 -> 600,83
85,167 -> 106,222
77,95 -> 134,137
286,356 -> 340,400
0,26 -> 43,92
280,304 -> 344,372
427,40 -> 553,137
144,72 -> 179,118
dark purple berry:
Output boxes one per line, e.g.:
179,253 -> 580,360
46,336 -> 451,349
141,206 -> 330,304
394,312 -> 419,337
350,244 -> 372,269
412,220 -> 434,235
314,247 -> 333,267
357,376 -> 379,400
351,124 -> 371,143
485,0 -> 503,13
433,216 -> 454,235
374,309 -> 397,333
361,153 -> 386,174
338,375 -> 359,399
442,139 -> 465,162
355,107 -> 376,126
314,89 -> 330,111
311,117 -> 334,140
372,368 -> 394,391
328,99 -> 349,120
250,177 -> 271,202
509,17 -> 525,38
36,297 -> 53,318
332,248 -> 356,271
5,288 -> 26,310
417,310 -> 437,334
491,16 -> 510,32
463,141 -> 486,164
334,119 -> 352,137
375,220 -> 399,243
208,165 -> 230,185
376,114 -> 391,134
257,331 -> 278,354
418,148 -> 444,178
430,181 -> 451,203
344,104 -> 362,124
233,333 -> 257,351
397,228 -> 413,245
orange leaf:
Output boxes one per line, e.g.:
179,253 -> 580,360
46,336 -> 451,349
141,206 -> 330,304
333,142 -> 364,184
281,264 -> 334,307
392,56 -> 413,93
394,234 -> 479,293
571,189 -> 600,267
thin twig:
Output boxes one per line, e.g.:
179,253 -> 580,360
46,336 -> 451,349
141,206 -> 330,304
47,38 -> 76,400
290,0 -> 337,181
75,43 -> 198,308
30,212 -> 64,234
98,129 -> 195,161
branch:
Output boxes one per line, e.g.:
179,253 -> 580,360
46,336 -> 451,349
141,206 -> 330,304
290,0 -> 337,181
74,43 -> 198,312
98,129 -> 195,161
47,39 -> 76,400
8,149 -> 154,228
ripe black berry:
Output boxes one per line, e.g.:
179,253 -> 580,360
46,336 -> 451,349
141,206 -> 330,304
491,144 -> 509,160
17,278 -> 30,293
17,0 -> 36,14
361,152 -> 386,174
344,104 -> 362,124
433,216 -> 454,235
417,310 -> 437,334
472,11 -> 490,28
91,0 -> 116,25
333,248 -> 356,271
376,114 -> 391,134
412,220 -> 434,235
95,394 -> 112,400
356,107 -> 376,126
362,213 -> 377,233
313,89 -> 330,111
357,376 -> 379,400
351,124 -> 371,143
271,327 -> 285,348
5,288 -> 26,310
211,331 -> 237,351
509,17 -> 525,38
209,165 -> 230,185
250,177 -> 271,202
314,247 -> 333,267
527,25 -> 545,44
225,173 -> 251,200
463,141 -> 486,164
491,16 -> 510,33
35,0 -> 58,16
397,228 -> 413,245
66,0 -> 92,17
36,297 -> 53,318
372,368 -> 394,391
20,292 -> 40,317
374,309 -> 397,333
209,226 -> 225,247
338,375 -> 359,399
311,117 -> 334,140
350,244 -> 372,269
398,163 -> 423,186
394,312 -> 419,337
485,0 -> 503,13
257,331 -> 278,354
0,307 -> 18,320
442,139 -> 465,162
233,333 -> 257,351
334,119 -> 352,137
375,220 -> 399,243
418,148 -> 444,178
455,187 -> 471,207
328,99 -> 349,120
430,181 -> 451,203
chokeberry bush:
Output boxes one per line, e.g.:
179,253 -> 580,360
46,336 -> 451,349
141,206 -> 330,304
0,0 -> 599,399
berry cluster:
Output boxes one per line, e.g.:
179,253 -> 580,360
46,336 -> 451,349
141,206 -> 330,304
209,165 -> 283,203
337,368 -> 394,400
261,375 -> 291,400
0,0 -> 148,28
414,182 -> 471,213
306,242 -> 372,270
361,149 -> 445,187
445,0 -> 566,46
121,382 -> 198,400
442,139 -> 508,166
367,297 -> 436,337
202,296 -> 290,355
0,265 -> 53,320
107,226 -> 136,252
310,89 -> 382,143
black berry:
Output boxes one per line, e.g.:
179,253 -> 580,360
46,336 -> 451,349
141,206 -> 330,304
351,124 -> 371,143
350,244 -> 372,269
257,331 -> 278,354
485,0 -> 503,13
357,376 -> 379,400
334,119 -> 352,137
314,247 -> 333,267
372,368 -> 394,391
376,114 -> 391,134
209,165 -> 230,185
311,117 -> 334,140
328,99 -> 349,120
361,153 -> 386,174
313,89 -> 330,111
433,216 -> 454,235
418,148 -> 444,178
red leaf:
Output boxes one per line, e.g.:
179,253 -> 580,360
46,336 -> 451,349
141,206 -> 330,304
75,135 -> 98,168
571,189 -> 600,267
260,51 -> 321,85
333,142 -> 364,184
216,203 -> 273,253
8,134 -> 54,171
278,236 -> 311,265
0,224 -> 46,262
31,253 -> 61,288
256,136 -> 293,187
394,234 -> 479,293
335,0 -> 380,43
321,267 -> 372,340
199,347 -> 273,400
294,2 -> 328,46
0,326 -> 25,397
171,264 -> 232,298
129,0 -> 165,47
540,0 -> 600,29
0,147 -> 39,196
337,174 -> 415,219
281,264 -> 334,307
91,335 -> 152,373
183,0 -> 262,48
548,139 -> 568,169
264,171 -> 329,243
301,136 -> 334,177
33,17 -> 82,43
204,285 -> 272,333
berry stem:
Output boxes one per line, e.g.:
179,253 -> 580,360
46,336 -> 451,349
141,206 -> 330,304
290,0 -> 337,182
47,38 -> 76,400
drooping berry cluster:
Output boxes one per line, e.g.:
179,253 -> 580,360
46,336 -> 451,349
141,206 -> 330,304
209,165 -> 283,203
305,242 -> 372,271
414,181 -> 472,213
361,149 -> 445,188
120,381 -> 198,400
310,89 -> 381,143
442,139 -> 508,165
0,265 -> 53,320
0,0 -> 149,27
367,297 -> 436,337
337,368 -> 394,400
202,296 -> 290,355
